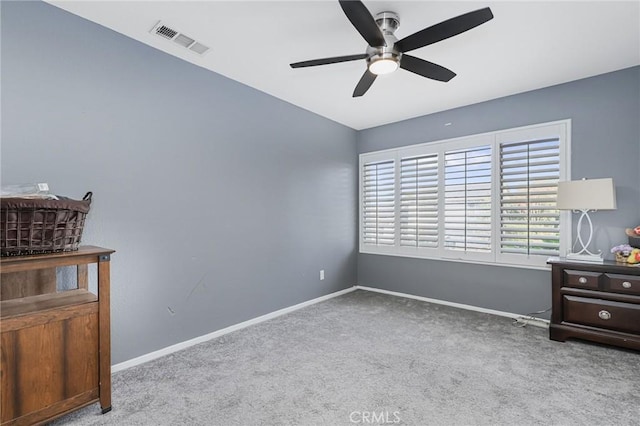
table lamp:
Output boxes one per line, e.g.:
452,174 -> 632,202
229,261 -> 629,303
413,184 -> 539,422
556,178 -> 617,263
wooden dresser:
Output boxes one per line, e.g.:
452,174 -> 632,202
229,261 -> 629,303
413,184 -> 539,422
548,257 -> 640,351
1,246 -> 114,425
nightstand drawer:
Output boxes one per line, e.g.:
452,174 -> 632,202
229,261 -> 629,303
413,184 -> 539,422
564,270 -> 601,290
604,273 -> 640,296
563,295 -> 640,334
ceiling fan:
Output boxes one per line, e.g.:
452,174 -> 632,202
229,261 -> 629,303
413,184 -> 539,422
290,1 -> 494,97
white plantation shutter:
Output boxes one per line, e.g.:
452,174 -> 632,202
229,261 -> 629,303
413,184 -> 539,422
444,146 -> 492,253
359,120 -> 569,268
400,154 -> 439,248
500,139 -> 561,256
362,160 -> 395,246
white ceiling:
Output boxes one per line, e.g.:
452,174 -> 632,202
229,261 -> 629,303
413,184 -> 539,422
47,1 -> 640,130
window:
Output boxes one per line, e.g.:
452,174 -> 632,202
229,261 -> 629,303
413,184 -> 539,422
362,160 -> 395,246
499,139 -> 561,258
359,120 -> 570,269
400,154 -> 438,248
444,145 -> 492,254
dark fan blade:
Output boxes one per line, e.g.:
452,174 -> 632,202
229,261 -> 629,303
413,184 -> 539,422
290,54 -> 368,68
339,0 -> 386,47
353,69 -> 377,97
394,7 -> 493,53
400,54 -> 456,82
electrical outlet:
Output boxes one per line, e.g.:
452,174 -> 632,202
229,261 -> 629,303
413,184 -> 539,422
320,270 -> 325,280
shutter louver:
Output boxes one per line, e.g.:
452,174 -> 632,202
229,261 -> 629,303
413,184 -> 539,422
362,160 -> 395,246
444,146 -> 492,252
500,139 -> 561,256
400,154 -> 438,248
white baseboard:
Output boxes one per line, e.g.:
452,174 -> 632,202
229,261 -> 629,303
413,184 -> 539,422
113,284 -> 548,373
355,285 -> 550,329
112,286 -> 357,373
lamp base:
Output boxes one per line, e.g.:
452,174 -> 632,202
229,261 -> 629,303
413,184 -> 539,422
565,252 -> 604,264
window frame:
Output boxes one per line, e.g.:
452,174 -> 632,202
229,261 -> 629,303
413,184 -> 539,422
358,120 -> 572,270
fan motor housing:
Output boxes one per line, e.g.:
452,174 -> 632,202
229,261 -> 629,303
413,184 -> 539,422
375,11 -> 400,35
367,11 -> 402,68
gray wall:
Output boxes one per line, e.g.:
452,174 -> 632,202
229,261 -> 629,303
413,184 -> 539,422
357,66 -> 640,317
1,1 -> 357,364
2,0 -> 638,365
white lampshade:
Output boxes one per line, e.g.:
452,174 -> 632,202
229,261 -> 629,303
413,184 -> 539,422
556,178 -> 617,210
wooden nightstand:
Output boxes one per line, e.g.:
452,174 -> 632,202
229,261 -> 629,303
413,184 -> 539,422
548,257 -> 640,351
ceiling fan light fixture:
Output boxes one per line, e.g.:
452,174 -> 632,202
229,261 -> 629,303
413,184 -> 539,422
369,58 -> 398,75
367,49 -> 401,75
289,1 -> 494,97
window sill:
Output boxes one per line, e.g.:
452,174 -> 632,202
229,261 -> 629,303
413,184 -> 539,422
358,248 -> 552,271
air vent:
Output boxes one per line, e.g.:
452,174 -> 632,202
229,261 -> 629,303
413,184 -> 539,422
189,42 -> 209,55
174,34 -> 195,48
155,25 -> 178,40
150,21 -> 210,56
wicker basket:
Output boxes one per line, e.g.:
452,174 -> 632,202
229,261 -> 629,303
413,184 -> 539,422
1,192 -> 92,257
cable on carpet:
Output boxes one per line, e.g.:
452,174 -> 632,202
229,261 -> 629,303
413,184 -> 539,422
512,307 -> 551,327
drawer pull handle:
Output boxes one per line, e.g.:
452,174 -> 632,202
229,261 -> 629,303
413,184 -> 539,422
578,277 -> 588,284
598,310 -> 611,320
622,281 -> 632,289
